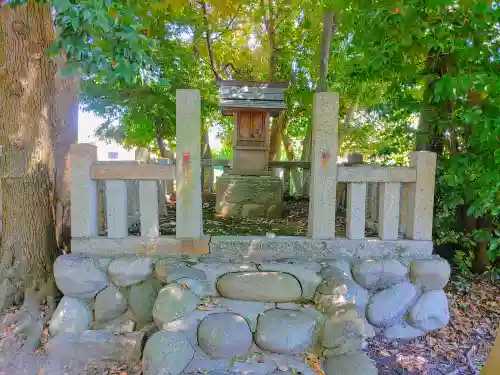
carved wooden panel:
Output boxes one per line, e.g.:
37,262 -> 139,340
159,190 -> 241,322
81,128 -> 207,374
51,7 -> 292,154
237,111 -> 266,148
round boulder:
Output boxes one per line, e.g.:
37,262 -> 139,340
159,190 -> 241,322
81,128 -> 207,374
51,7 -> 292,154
197,312 -> 253,358
94,284 -> 128,323
407,290 -> 450,331
128,278 -> 162,324
143,330 -> 194,375
108,257 -> 153,287
255,309 -> 316,355
217,272 -> 302,302
153,283 -> 200,327
323,352 -> 377,375
54,255 -> 108,299
314,278 -> 368,314
352,259 -> 407,289
366,282 -> 417,327
49,296 -> 92,336
410,258 -> 451,291
323,304 -> 365,349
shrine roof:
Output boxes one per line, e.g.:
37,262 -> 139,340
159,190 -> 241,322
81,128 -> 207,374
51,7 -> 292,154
218,80 -> 288,114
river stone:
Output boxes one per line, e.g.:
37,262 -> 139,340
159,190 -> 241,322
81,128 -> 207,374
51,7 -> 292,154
197,312 -> 253,358
49,297 -> 92,336
383,323 -> 424,340
54,255 -> 108,299
176,277 -> 212,298
128,278 -> 162,324
352,260 -> 407,289
153,283 -> 200,327
94,284 -> 128,323
258,262 -> 322,298
217,272 -> 302,302
143,330 -> 194,375
193,263 -> 257,295
323,352 -> 377,375
314,278 -> 368,313
366,282 -> 417,327
323,304 -> 365,349
46,331 -> 144,364
154,260 -> 207,283
108,257 -> 153,287
410,258 -> 451,291
214,298 -> 275,331
184,346 -> 232,374
230,354 -> 278,375
165,308 -> 226,345
320,259 -> 352,280
254,309 -> 316,355
95,315 -> 136,334
407,290 -> 450,331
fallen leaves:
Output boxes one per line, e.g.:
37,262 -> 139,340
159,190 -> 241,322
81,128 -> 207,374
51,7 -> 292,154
368,275 -> 500,375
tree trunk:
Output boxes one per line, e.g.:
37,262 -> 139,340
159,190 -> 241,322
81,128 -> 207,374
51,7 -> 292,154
155,125 -> 168,158
0,1 -> 58,351
53,57 -> 78,252
281,128 -> 302,194
202,128 -> 214,193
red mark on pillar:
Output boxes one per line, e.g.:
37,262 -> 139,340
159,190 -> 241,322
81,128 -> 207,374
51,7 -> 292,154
321,151 -> 330,168
183,152 -> 190,178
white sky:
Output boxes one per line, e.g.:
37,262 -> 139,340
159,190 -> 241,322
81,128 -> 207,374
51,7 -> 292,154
78,109 -> 222,161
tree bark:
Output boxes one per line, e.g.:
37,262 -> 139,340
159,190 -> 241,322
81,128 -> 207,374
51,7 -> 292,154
155,124 -> 168,158
202,128 -> 214,193
53,56 -> 78,252
0,1 -> 58,351
281,128 -> 302,194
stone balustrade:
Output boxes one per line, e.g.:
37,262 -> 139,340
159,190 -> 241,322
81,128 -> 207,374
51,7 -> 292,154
63,90 -> 446,375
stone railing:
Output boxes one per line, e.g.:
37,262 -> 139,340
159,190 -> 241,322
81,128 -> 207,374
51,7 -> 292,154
58,90 -> 448,375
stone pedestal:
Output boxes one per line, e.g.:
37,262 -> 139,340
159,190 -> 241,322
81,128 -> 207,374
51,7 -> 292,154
216,173 -> 285,218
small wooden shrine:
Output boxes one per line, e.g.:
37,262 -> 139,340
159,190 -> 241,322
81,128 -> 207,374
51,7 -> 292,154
216,80 -> 288,218
219,80 -> 287,174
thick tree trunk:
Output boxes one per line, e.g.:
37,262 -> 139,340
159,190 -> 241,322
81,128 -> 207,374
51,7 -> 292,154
281,129 -> 302,194
53,58 -> 78,252
0,1 -> 58,351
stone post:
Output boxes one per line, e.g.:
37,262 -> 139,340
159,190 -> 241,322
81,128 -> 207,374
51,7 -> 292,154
406,151 -> 437,240
308,92 -> 339,239
346,182 -> 367,239
70,144 -> 98,237
378,182 -> 401,240
176,90 -> 203,238
139,181 -> 159,237
106,180 -> 128,238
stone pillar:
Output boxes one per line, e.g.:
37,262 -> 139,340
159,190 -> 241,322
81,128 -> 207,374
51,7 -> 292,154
176,90 -> 203,238
346,182 -> 367,239
140,180 -> 159,237
378,182 -> 401,240
308,92 -> 339,239
70,144 -> 98,237
105,180 -> 128,239
399,183 -> 409,235
406,151 -> 437,240
283,168 -> 291,197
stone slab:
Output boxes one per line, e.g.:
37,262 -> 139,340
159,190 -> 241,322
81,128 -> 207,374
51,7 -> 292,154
71,236 -> 210,256
209,236 -> 433,260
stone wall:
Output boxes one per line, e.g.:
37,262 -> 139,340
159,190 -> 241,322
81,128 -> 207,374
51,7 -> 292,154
48,251 -> 451,375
